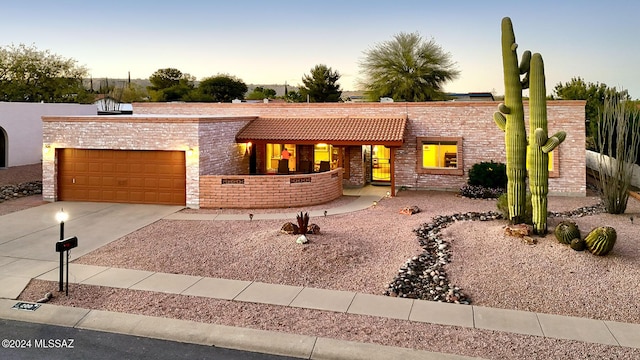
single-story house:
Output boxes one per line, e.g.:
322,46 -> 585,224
0,102 -> 96,167
42,101 -> 586,208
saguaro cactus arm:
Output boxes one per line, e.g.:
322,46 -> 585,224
493,111 -> 506,131
541,131 -> 566,153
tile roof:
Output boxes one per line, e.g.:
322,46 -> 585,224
236,117 -> 407,146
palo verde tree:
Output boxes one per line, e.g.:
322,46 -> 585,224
299,64 -> 342,102
0,43 -> 91,103
358,32 -> 459,102
595,92 -> 640,214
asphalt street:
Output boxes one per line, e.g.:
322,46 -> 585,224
0,319 -> 301,360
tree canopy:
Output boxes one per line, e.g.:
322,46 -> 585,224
246,86 -> 276,100
553,77 -> 630,141
299,64 -> 342,102
358,32 -> 459,102
196,74 -> 248,102
147,68 -> 195,102
0,43 -> 91,103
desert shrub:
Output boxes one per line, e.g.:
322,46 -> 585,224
459,185 -> 505,199
468,161 -> 507,189
496,192 -> 533,224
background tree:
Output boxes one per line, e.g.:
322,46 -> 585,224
147,68 -> 195,101
359,32 -> 459,101
195,74 -> 247,102
284,89 -> 304,103
552,77 -> 629,146
120,83 -> 148,103
0,43 -> 91,103
594,92 -> 640,214
299,64 -> 342,102
246,86 -> 276,100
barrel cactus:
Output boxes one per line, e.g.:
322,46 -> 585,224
570,238 -> 586,251
584,226 -> 617,256
554,220 -> 580,244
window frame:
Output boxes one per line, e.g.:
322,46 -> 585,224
416,136 -> 464,175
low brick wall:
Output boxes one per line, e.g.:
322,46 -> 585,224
200,168 -> 343,208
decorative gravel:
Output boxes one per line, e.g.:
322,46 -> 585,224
13,187 -> 640,359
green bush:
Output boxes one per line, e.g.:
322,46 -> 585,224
497,192 -> 533,225
468,161 -> 507,190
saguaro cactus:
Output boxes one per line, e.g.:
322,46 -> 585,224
528,53 -> 566,234
493,17 -> 529,224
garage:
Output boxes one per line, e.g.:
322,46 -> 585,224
57,149 -> 186,205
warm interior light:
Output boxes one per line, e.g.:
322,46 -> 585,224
55,209 -> 68,223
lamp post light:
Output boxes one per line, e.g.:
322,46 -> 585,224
55,209 -> 68,292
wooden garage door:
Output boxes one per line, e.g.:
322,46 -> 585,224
58,149 -> 186,205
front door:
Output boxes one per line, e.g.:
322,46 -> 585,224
372,145 -> 390,183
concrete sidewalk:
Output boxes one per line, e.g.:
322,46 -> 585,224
24,263 -> 640,350
2,189 -> 640,359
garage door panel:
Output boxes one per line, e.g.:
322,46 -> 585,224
58,149 -> 185,205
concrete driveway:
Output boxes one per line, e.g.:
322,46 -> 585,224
0,201 -> 182,298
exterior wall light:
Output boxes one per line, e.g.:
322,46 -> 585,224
186,148 -> 194,157
44,144 -> 51,154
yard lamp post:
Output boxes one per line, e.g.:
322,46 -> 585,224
55,209 -> 68,292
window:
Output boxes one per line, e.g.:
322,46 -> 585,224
416,137 -> 463,175
266,144 -> 296,172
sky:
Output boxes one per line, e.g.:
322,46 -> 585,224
2,0 -> 640,98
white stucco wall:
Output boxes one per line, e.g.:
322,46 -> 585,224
586,150 -> 640,188
0,103 -> 96,167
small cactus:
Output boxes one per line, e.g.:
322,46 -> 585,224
584,226 -> 617,256
570,238 -> 586,251
554,220 -> 580,245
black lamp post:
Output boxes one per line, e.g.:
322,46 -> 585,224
55,208 -> 68,292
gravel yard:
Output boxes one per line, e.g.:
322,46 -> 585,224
7,163 -> 640,359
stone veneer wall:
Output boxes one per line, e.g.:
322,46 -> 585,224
200,168 -> 343,208
135,101 -> 586,196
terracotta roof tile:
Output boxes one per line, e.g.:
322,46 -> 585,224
236,117 -> 406,146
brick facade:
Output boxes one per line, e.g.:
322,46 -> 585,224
41,101 -> 585,209
136,101 -> 586,196
200,168 -> 343,208
42,115 -> 254,208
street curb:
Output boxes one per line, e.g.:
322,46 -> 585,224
0,299 -> 483,360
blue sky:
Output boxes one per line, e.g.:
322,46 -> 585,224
2,1 -> 640,98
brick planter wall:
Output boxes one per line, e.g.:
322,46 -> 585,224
200,168 -> 343,208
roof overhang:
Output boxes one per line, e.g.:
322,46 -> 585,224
236,116 -> 407,147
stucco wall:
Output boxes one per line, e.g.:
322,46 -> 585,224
200,168 -> 343,208
0,103 -> 95,167
134,101 -> 586,196
586,150 -> 640,188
